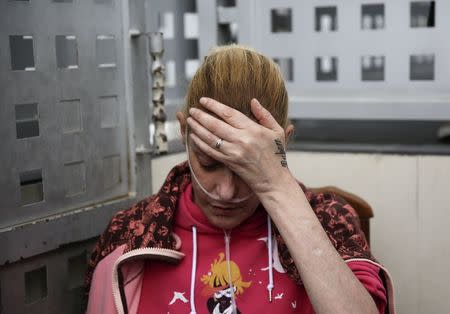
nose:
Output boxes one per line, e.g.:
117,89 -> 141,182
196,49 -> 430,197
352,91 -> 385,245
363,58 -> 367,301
215,168 -> 239,201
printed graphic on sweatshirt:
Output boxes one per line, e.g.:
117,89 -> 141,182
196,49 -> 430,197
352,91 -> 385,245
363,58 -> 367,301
257,235 -> 286,273
201,252 -> 251,314
168,291 -> 189,305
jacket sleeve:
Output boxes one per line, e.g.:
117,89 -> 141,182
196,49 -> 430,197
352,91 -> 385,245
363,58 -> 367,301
348,260 -> 387,314
83,196 -> 156,307
86,242 -> 127,314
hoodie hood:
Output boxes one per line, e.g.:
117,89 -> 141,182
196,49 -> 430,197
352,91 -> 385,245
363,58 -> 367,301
176,183 -> 267,236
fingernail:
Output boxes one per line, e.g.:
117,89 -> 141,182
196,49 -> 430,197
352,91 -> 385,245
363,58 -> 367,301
253,99 -> 262,109
199,97 -> 207,104
189,108 -> 196,115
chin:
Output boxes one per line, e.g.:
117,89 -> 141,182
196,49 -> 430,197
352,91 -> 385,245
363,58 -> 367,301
208,215 -> 243,230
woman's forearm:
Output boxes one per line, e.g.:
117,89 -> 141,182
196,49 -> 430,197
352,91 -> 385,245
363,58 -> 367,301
257,172 -> 378,314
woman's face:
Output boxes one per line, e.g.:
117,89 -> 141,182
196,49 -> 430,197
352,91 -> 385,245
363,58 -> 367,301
187,138 -> 261,230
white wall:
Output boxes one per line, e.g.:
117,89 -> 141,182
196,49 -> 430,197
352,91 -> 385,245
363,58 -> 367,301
151,151 -> 450,314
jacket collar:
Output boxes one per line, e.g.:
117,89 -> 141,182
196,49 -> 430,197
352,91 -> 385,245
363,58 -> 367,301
124,161 -> 192,253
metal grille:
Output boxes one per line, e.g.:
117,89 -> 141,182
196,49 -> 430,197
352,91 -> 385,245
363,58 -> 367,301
0,0 -> 129,228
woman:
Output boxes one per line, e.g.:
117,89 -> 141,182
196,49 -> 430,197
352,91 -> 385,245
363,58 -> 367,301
85,45 -> 394,314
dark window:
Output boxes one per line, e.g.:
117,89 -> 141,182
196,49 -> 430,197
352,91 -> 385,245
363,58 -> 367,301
410,1 -> 435,28
271,8 -> 292,33
55,35 -> 78,69
20,169 -> 44,205
25,266 -> 47,303
15,103 -> 39,139
362,56 -> 385,81
316,57 -> 338,81
361,4 -> 385,30
9,35 -> 35,71
410,54 -> 434,80
315,7 -> 337,32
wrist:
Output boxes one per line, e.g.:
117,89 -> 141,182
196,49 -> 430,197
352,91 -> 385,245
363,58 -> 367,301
255,169 -> 299,202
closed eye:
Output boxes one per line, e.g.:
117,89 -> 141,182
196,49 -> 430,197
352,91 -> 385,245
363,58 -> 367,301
200,161 -> 222,171
190,141 -> 222,171
197,154 -> 222,171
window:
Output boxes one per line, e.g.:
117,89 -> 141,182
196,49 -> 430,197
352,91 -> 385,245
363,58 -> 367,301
410,54 -> 434,80
361,4 -> 385,30
25,267 -> 47,303
15,103 -> 39,139
316,57 -> 338,81
20,169 -> 44,205
165,60 -> 176,87
362,56 -> 385,81
9,35 -> 35,71
315,7 -> 337,32
185,59 -> 199,80
55,35 -> 78,69
411,1 -> 435,28
96,35 -> 116,68
184,13 -> 199,39
271,8 -> 292,33
158,12 -> 175,39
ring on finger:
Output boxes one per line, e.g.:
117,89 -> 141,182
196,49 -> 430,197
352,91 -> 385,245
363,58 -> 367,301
215,138 -> 223,150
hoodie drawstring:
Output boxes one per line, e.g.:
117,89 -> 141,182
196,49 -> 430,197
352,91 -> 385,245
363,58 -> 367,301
224,231 -> 238,313
267,215 -> 274,302
190,226 -> 198,314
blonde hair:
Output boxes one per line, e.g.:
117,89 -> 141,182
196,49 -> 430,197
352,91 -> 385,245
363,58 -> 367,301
200,252 -> 251,296
184,45 -> 289,129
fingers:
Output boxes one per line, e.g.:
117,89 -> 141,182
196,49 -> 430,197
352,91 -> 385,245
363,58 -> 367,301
198,97 -> 252,129
250,98 -> 282,131
189,132 -> 226,162
186,116 -> 230,151
188,107 -> 237,141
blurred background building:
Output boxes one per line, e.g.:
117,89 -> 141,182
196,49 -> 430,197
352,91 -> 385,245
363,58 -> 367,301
0,0 -> 449,313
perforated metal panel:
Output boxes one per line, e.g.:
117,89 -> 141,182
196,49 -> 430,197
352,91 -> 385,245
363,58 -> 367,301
0,239 -> 96,314
0,0 -> 129,228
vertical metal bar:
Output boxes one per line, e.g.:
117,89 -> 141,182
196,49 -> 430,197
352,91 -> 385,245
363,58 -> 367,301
148,32 -> 168,155
121,0 -> 137,195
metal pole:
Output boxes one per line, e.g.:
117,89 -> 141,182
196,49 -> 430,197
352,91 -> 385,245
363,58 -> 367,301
148,32 -> 168,155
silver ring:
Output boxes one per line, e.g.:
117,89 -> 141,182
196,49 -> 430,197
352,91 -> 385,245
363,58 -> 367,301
215,138 -> 223,150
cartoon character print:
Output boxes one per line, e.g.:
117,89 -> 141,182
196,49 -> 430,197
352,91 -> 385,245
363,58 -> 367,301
201,253 -> 252,314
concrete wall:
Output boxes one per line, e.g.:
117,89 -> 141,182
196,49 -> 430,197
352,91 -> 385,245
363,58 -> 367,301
151,151 -> 450,314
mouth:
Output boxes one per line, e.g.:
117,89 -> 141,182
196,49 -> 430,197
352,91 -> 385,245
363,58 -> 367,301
212,204 -> 236,209
212,205 -> 238,215
210,198 -> 248,208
